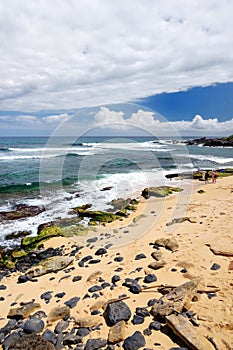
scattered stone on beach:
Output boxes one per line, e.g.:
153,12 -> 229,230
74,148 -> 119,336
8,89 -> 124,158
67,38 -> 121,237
84,338 -> 107,350
72,275 -> 82,282
95,248 -> 108,256
64,296 -> 80,308
75,316 -> 102,328
24,256 -> 73,278
63,334 -> 82,346
210,263 -> 221,270
135,253 -> 146,260
47,305 -> 70,324
23,317 -> 45,333
143,273 -> 157,283
105,300 -> 132,325
86,270 -> 103,283
165,314 -> 214,350
151,280 -> 199,318
153,237 -> 179,252
141,186 -> 182,199
108,320 -> 126,344
54,319 -> 69,334
40,291 -> 53,304
208,243 -> 233,257
151,251 -> 163,261
42,329 -> 57,344
123,331 -> 146,350
166,217 -> 197,226
7,302 -> 41,320
148,260 -> 166,270
228,261 -> 233,270
7,333 -> 55,350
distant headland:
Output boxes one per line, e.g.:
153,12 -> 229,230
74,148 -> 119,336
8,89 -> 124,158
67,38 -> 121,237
186,134 -> 233,147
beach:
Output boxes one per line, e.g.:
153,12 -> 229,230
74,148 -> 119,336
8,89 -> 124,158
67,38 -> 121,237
0,175 -> 233,350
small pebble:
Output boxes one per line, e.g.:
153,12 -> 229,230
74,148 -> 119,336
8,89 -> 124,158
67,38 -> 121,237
210,263 -> 221,271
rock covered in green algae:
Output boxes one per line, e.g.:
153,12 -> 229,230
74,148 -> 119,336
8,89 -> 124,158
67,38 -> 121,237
141,186 -> 182,199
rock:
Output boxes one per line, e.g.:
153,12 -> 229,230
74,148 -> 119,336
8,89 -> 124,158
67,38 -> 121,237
64,296 -> 80,308
132,315 -> 144,324
151,280 -> 199,318
114,256 -> 123,262
112,275 -> 121,284
105,300 -> 131,325
228,261 -> 233,270
63,334 -> 82,345
143,273 -> 157,283
88,285 -> 102,293
76,327 -> 90,337
148,260 -> 166,270
0,319 -> 17,336
84,338 -> 107,350
25,256 -> 73,278
7,333 -> 55,350
40,291 -> 53,304
123,331 -> 146,350
7,302 -> 41,320
166,217 -> 197,226
129,283 -> 141,294
72,275 -> 82,282
135,253 -> 146,260
165,314 -> 214,350
55,292 -> 65,299
151,251 -> 163,261
47,306 -> 70,324
3,332 -> 21,350
141,186 -> 182,199
210,263 -> 221,270
136,307 -> 150,317
149,321 -> 162,330
0,285 -> 6,290
108,320 -> 126,344
54,320 -> 69,334
95,248 -> 107,256
0,204 -> 45,221
74,316 -> 102,328
209,244 -> 233,256
186,135 -> 233,147
42,329 -> 57,344
23,317 -> 45,333
153,237 -> 179,252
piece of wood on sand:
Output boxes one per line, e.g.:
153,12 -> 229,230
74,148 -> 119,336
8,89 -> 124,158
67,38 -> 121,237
165,314 -> 215,350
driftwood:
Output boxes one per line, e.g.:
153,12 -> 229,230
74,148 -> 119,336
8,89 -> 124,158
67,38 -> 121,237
165,314 -> 215,350
151,280 -> 199,317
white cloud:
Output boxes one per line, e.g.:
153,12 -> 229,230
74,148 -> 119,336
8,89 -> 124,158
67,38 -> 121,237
15,115 -> 39,124
90,108 -> 233,136
0,1 -> 233,112
42,113 -> 69,124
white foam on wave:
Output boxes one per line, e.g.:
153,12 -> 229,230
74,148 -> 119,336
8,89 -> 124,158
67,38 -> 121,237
180,153 -> 233,164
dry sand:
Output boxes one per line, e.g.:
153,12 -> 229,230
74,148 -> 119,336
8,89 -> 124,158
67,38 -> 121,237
0,176 -> 232,349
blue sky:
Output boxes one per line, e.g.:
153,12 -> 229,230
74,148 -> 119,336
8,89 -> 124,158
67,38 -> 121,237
0,1 -> 233,136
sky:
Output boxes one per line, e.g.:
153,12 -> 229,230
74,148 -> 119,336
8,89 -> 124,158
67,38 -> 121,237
0,0 -> 233,136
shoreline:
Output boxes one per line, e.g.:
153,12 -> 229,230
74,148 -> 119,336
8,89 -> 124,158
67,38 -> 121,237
0,176 -> 232,349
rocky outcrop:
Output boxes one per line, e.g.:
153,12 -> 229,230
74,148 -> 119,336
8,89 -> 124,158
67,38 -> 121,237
165,314 -> 214,350
186,135 -> 233,147
0,204 -> 45,221
141,186 -> 182,199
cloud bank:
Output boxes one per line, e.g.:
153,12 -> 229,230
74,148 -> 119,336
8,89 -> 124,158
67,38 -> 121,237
1,0 -> 233,112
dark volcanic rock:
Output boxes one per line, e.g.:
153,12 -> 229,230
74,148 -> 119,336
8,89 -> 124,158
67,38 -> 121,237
63,334 -> 82,345
123,331 -> 146,350
112,275 -> 121,284
186,135 -> 233,147
42,329 -> 57,344
0,204 -> 45,221
54,319 -> 69,334
210,263 -> 221,270
132,315 -> 144,325
23,317 -> 45,333
84,338 -> 107,350
8,333 -> 55,350
95,248 -> 107,256
72,275 -> 82,282
105,300 -> 132,325
76,327 -> 90,337
5,230 -> 32,240
40,291 -> 53,304
135,253 -> 146,260
3,331 -> 21,350
64,296 -> 80,308
143,273 -> 157,283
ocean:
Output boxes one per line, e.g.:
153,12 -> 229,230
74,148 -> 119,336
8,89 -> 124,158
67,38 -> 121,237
0,136 -> 233,245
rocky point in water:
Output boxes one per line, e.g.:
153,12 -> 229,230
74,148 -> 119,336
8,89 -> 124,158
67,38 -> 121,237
186,134 -> 233,147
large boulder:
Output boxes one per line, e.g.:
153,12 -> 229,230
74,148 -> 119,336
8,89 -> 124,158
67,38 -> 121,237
105,300 -> 132,325
24,256 -> 73,278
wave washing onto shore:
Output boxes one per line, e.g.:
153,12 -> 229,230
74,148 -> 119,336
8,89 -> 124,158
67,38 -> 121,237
0,136 -> 233,246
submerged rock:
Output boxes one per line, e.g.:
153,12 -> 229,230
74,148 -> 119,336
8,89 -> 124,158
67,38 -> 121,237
0,204 -> 45,221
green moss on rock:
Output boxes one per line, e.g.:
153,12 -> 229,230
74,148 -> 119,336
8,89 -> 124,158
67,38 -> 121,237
141,186 -> 183,199
21,225 -> 62,249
